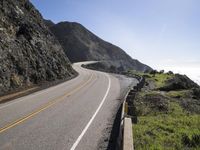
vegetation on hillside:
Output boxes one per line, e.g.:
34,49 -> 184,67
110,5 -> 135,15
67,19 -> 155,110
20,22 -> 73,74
129,70 -> 200,149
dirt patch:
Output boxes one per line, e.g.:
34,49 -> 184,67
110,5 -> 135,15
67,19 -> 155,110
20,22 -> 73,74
0,87 -> 38,103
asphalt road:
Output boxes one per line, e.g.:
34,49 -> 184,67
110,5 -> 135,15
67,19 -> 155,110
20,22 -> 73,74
0,62 -> 137,150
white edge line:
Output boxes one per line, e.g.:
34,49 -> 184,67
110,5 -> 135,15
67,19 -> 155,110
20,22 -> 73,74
70,73 -> 111,150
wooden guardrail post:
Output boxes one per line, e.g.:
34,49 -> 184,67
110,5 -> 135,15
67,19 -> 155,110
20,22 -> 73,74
123,118 -> 134,150
119,76 -> 144,150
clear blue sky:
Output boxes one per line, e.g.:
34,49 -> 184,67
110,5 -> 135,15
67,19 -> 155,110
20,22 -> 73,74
31,0 -> 200,81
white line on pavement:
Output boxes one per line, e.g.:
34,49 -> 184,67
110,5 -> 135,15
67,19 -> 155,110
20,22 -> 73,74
70,73 -> 111,150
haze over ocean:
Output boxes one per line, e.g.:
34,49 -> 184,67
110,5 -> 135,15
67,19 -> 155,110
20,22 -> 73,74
155,61 -> 200,85
31,0 -> 200,85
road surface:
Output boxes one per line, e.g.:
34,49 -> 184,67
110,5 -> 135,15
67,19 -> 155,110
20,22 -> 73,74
0,62 -> 137,150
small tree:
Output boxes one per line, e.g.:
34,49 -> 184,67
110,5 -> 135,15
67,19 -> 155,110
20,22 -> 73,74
159,70 -> 165,74
150,70 -> 157,77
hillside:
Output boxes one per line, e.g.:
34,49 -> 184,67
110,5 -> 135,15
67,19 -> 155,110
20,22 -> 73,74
126,71 -> 200,149
0,0 -> 76,96
45,20 -> 152,72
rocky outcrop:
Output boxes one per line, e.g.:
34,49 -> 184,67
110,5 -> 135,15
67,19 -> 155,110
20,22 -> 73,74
45,21 -> 152,72
159,74 -> 199,91
44,20 -> 55,28
0,0 -> 76,96
192,88 -> 200,99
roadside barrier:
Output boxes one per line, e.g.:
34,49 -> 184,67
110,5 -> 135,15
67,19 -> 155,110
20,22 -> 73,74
118,76 -> 145,150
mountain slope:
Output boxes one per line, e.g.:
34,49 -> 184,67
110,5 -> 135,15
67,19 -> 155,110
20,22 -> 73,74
46,21 -> 152,72
0,0 -> 76,96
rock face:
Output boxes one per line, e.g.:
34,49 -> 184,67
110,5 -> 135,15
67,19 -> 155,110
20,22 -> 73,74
0,0 -> 76,95
159,74 -> 199,91
46,21 -> 152,72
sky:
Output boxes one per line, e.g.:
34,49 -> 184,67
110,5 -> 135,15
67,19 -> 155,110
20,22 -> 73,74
31,0 -> 200,84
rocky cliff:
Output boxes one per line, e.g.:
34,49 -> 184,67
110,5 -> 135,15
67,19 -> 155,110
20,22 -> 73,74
0,0 -> 76,96
46,21 -> 152,72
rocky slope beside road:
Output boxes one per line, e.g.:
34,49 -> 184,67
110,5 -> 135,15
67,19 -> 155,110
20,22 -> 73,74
45,20 -> 152,73
0,0 -> 76,96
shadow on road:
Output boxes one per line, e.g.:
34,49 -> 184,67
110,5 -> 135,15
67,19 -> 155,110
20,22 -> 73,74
107,104 -> 122,150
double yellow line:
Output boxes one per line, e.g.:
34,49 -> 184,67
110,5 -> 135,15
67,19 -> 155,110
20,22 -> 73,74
0,73 -> 94,134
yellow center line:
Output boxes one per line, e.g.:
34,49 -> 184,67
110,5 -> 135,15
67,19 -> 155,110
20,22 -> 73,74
0,72 -> 94,134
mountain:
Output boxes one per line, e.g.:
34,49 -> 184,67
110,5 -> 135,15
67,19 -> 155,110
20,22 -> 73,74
45,20 -> 55,28
45,21 -> 152,72
0,0 -> 76,96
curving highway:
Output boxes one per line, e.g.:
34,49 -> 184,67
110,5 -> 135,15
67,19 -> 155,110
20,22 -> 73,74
0,62 -> 137,150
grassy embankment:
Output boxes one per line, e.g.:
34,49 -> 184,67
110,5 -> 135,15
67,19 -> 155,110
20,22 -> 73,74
128,71 -> 200,149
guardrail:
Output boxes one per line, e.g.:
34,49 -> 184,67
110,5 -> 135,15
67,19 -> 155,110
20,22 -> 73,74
118,75 -> 145,150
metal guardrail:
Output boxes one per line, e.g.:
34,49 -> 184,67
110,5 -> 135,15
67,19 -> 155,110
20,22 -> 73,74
119,76 -> 145,150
